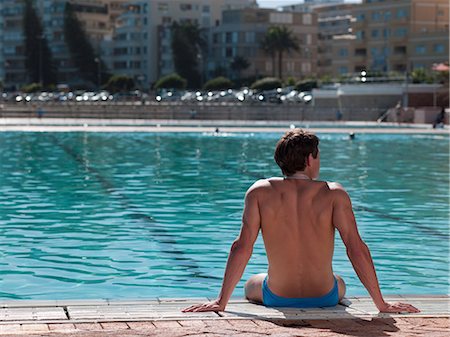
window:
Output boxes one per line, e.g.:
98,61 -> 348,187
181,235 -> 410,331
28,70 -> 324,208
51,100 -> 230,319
397,9 -> 407,18
383,28 -> 390,38
339,66 -> 348,74
158,2 -> 169,12
434,44 -> 444,53
355,48 -> 366,56
355,30 -> 365,40
395,27 -> 407,37
394,46 -> 406,55
339,48 -> 348,57
371,29 -> 379,38
232,32 -> 238,44
180,4 -> 192,11
225,47 -> 233,57
306,34 -> 312,45
245,32 -> 255,43
303,14 -> 312,25
301,62 -> 311,73
415,45 -> 426,54
384,11 -> 391,20
225,32 -> 232,43
202,5 -> 210,13
371,12 -> 381,21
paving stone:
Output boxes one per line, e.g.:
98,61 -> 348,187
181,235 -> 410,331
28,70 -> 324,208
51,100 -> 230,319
177,320 -> 207,328
127,321 -> 156,330
48,323 -> 76,331
74,323 -> 103,331
152,320 -> 182,329
0,324 -> 22,334
0,307 -> 66,321
21,323 -> 49,332
100,322 -> 130,330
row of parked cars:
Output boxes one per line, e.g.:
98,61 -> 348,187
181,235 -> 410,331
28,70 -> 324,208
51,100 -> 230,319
1,88 -> 313,105
156,88 -> 313,104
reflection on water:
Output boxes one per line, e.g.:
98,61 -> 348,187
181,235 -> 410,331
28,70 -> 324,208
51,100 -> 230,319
0,132 -> 448,299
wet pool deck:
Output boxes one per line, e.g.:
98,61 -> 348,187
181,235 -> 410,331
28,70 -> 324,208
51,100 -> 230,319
0,295 -> 448,336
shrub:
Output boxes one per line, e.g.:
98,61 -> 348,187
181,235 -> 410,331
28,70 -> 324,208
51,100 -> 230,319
22,83 -> 42,93
285,77 -> 296,86
154,73 -> 187,90
295,79 -> 318,92
203,76 -> 233,90
250,77 -> 282,91
105,75 -> 135,92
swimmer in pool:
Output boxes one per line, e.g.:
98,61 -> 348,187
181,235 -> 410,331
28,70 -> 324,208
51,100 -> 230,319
183,129 -> 419,313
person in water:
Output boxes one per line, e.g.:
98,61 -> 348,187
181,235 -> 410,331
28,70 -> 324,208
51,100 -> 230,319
183,129 -> 419,313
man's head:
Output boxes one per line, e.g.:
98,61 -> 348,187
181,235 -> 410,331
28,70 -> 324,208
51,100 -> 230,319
274,129 -> 320,177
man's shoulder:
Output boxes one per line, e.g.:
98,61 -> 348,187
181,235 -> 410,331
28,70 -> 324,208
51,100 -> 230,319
326,182 -> 351,203
246,178 -> 280,194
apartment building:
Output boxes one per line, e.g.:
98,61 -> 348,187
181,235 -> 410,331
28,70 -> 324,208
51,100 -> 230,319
337,0 -> 449,76
111,0 -> 256,89
0,1 -> 27,89
313,3 -> 354,77
210,7 -> 318,81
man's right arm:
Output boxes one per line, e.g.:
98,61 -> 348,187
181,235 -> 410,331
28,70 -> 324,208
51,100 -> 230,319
331,184 -> 419,313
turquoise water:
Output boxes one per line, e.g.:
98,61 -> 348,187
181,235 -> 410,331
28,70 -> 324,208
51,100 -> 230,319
0,132 -> 448,300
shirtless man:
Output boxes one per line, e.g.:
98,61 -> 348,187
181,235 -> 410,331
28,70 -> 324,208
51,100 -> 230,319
183,129 -> 419,313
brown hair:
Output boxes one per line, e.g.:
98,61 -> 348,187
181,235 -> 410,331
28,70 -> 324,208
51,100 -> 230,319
274,129 -> 319,176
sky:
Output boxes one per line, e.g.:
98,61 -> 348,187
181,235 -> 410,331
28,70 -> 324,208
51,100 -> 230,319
257,0 -> 362,8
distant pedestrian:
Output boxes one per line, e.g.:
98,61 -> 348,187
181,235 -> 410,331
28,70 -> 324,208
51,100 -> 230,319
432,107 -> 446,129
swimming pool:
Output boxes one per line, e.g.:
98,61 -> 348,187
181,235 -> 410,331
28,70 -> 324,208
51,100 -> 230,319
0,132 -> 448,300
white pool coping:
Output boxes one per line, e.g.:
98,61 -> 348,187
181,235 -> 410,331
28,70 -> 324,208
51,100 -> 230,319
0,295 -> 448,324
0,118 -> 448,134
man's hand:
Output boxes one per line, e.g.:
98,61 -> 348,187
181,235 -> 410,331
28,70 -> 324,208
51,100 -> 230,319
182,299 -> 225,313
377,302 -> 420,313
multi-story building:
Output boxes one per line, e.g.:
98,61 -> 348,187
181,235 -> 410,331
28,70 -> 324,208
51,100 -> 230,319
281,0 -> 345,13
0,0 -> 27,89
210,7 -> 318,81
313,3 -> 354,77
110,0 -> 256,89
339,0 -> 449,76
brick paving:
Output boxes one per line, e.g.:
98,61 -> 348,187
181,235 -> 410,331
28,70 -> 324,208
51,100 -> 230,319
0,317 -> 448,336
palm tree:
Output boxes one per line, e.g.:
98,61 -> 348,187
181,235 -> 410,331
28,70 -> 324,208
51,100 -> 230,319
260,26 -> 299,80
171,21 -> 206,88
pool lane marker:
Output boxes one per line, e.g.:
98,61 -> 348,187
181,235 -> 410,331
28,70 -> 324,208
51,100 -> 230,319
47,134 -> 220,281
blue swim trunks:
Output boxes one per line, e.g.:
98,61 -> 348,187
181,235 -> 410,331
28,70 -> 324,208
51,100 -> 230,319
262,276 -> 339,308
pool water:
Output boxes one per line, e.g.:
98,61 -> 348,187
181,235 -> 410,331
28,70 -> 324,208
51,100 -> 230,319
0,132 -> 448,300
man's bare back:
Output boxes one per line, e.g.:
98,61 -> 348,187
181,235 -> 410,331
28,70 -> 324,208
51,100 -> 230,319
255,177 -> 336,298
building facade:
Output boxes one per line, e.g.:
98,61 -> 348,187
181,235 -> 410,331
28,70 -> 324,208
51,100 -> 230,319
336,0 -> 449,76
110,0 -> 256,89
210,7 -> 318,81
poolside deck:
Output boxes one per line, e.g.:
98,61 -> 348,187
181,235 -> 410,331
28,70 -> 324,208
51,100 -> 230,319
0,117 -> 449,134
1,295 -> 448,336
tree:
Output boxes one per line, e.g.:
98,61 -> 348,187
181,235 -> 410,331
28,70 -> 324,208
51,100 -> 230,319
230,56 -> 250,80
250,77 -> 282,91
171,21 -> 205,88
23,0 -> 57,86
154,73 -> 187,90
260,26 -> 299,80
203,77 -> 233,91
104,75 -> 135,93
63,2 -> 109,86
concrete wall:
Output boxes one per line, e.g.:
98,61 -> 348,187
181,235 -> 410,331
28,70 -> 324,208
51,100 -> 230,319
0,103 -> 384,121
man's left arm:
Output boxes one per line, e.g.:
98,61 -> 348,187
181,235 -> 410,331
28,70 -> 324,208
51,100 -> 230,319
183,184 -> 261,312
